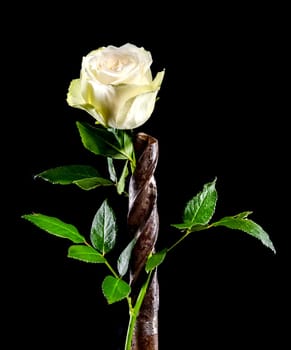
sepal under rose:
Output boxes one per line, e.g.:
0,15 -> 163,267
67,43 -> 165,130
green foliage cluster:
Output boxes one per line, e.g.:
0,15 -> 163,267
22,121 -> 275,349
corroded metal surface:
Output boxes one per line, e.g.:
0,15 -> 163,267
127,132 -> 159,350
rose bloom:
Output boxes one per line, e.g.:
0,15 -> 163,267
67,43 -> 165,130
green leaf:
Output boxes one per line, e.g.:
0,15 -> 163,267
76,121 -> 133,160
21,213 -> 85,243
35,165 -> 100,185
90,199 -> 117,254
117,161 -> 129,195
172,178 -> 218,230
107,158 -> 117,182
112,128 -> 135,162
73,177 -> 113,190
117,237 -> 138,277
184,178 -> 217,225
171,223 -> 193,230
171,223 -> 208,232
212,212 -> 276,253
102,276 -> 131,304
67,245 -> 106,263
145,249 -> 167,273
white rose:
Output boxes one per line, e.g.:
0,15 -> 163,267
67,43 -> 165,130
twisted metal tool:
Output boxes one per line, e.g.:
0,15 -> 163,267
127,132 -> 159,350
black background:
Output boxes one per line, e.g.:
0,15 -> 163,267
7,3 -> 289,349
